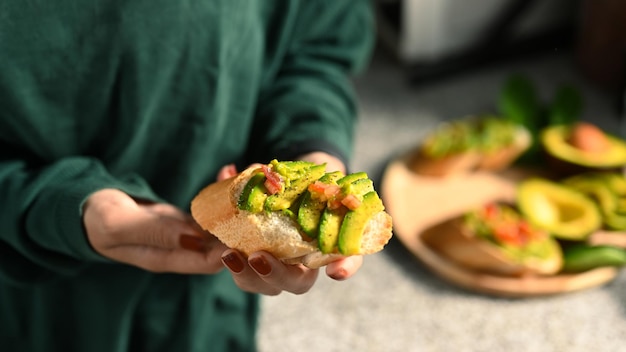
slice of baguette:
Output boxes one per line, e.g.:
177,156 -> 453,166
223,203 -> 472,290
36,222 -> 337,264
422,216 -> 562,276
409,148 -> 481,177
190,166 -> 393,269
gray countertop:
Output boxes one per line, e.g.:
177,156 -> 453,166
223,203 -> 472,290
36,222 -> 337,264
257,50 -> 626,352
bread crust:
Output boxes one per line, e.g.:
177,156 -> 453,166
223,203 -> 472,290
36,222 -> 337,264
191,166 -> 393,268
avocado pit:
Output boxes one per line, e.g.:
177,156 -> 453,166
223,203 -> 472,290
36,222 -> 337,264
566,122 -> 610,153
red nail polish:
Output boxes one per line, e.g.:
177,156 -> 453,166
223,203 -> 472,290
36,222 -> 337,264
222,252 -> 245,273
179,235 -> 207,252
249,256 -> 272,276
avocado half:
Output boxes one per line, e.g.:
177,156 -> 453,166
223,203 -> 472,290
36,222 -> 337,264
541,125 -> 626,169
517,178 -> 602,240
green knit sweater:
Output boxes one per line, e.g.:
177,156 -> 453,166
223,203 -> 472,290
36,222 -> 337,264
0,1 -> 373,351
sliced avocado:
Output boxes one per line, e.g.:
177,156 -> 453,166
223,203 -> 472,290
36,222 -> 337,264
337,191 -> 385,255
270,160 -> 317,181
265,164 -> 326,211
341,177 -> 374,196
247,183 -> 269,213
297,171 -> 344,238
517,178 -> 602,240
604,213 -> 626,231
318,207 -> 347,254
541,125 -> 626,169
614,196 -> 626,215
601,172 -> 626,214
337,172 -> 368,186
599,172 -> 626,195
562,174 -> 617,215
238,171 -> 266,211
563,173 -> 626,231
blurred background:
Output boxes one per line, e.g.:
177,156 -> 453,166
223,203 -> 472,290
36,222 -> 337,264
257,1 -> 626,351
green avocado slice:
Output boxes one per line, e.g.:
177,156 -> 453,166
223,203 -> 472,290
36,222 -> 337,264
338,191 -> 385,255
337,172 -> 368,186
341,177 -> 374,197
562,175 -> 617,215
265,164 -> 326,212
297,171 -> 344,238
247,183 -> 269,213
318,206 -> 347,254
238,172 -> 266,211
563,173 -> 626,231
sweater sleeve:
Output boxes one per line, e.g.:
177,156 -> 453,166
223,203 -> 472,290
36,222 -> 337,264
0,153 -> 161,286
247,0 -> 375,166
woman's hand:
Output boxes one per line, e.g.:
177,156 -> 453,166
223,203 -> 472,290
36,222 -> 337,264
83,152 -> 362,296
83,188 -> 228,274
220,249 -> 363,296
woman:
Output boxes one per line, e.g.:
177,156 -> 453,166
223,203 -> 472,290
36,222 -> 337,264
0,1 -> 374,351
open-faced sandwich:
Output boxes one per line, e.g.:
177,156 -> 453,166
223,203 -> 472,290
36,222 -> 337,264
410,115 -> 531,177
422,203 -> 562,276
191,160 -> 394,268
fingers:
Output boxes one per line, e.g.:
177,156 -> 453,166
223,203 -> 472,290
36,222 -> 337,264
108,238 -> 228,274
220,249 -> 364,295
84,188 -> 228,274
222,250 -> 319,295
217,164 -> 238,181
326,255 -> 363,281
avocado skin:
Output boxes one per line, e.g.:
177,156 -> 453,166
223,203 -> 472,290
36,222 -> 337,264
297,171 -> 344,238
562,244 -> 626,273
338,191 -> 385,255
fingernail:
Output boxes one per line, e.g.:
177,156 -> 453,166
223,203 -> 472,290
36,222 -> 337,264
249,256 -> 272,276
329,268 -> 349,281
222,252 -> 245,273
179,235 -> 207,252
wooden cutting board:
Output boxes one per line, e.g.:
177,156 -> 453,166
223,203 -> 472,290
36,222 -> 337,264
381,154 -> 620,297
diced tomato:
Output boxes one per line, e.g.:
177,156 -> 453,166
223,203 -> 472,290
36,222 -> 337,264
517,220 -> 532,236
493,224 -> 522,246
341,194 -> 362,210
307,179 -> 363,211
483,203 -> 499,219
307,182 -> 327,201
261,165 -> 284,195
308,181 -> 327,195
324,184 -> 341,199
516,220 -> 537,244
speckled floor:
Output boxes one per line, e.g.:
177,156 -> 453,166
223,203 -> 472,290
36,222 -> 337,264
256,48 -> 626,352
